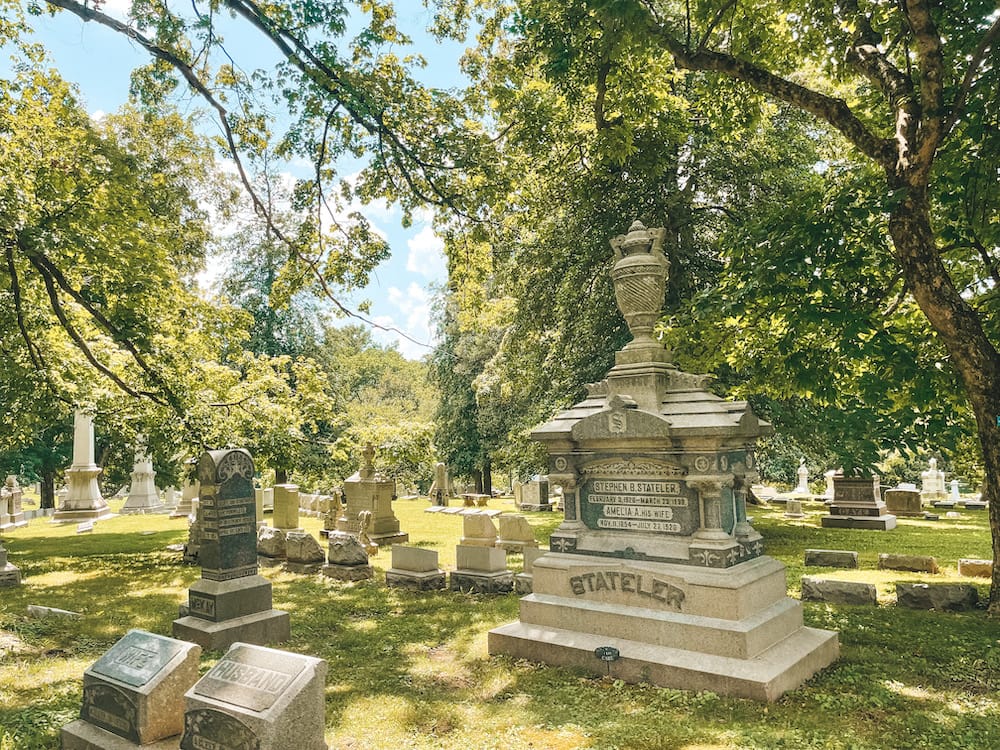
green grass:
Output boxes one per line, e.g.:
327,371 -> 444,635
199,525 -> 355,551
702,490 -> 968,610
1,496 -> 998,749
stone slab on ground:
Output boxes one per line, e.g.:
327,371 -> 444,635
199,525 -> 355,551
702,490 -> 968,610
804,549 -> 858,569
61,720 -> 181,750
488,622 -> 838,703
878,553 -> 939,574
958,558 -> 993,578
896,583 -> 979,611
800,577 -> 877,606
321,563 -> 374,581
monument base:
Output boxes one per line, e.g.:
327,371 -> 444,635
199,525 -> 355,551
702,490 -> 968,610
120,502 -> 166,515
821,515 -> 897,530
370,531 -> 409,547
489,553 -> 838,701
61,720 -> 179,750
514,573 -> 533,594
51,507 -> 114,524
497,540 -> 540,553
488,621 -> 837,702
284,561 -> 323,574
385,569 -> 446,590
519,503 -> 554,512
0,563 -> 22,587
171,609 -> 290,652
321,563 -> 373,581
450,570 -> 514,594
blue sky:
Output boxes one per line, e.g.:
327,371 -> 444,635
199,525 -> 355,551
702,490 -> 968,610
11,2 -> 471,359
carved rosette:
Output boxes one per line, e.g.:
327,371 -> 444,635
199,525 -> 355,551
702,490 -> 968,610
609,221 -> 669,346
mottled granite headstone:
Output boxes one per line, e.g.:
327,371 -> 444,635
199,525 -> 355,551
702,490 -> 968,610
61,630 -> 200,749
181,642 -> 328,750
173,449 -> 290,650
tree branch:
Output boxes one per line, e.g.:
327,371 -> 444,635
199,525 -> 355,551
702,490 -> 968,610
902,0 -> 946,177
943,13 -> 1000,138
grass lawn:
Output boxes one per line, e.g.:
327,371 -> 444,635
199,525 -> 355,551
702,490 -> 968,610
1,495 -> 998,749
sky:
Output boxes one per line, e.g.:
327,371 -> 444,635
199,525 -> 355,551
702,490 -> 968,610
9,2 -> 471,359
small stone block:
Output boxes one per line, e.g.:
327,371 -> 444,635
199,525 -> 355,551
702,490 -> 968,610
958,558 -> 993,578
513,572 -> 533,595
390,545 -> 438,573
320,563 -> 373,581
922,513 -> 939,521
449,570 -> 514,594
456,545 -> 507,572
28,604 -> 80,619
896,583 -> 979,611
385,569 -> 446,591
800,577 -> 877,606
521,547 -> 546,574
0,563 -> 21,587
804,549 -> 859,569
878,553 -> 939,574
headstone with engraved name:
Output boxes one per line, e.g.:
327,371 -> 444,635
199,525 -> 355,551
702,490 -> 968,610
61,629 -> 200,750
180,642 -> 328,750
821,476 -> 897,530
173,449 -> 290,651
488,221 -> 837,701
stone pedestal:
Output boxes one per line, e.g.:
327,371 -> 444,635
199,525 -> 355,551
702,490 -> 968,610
488,221 -> 837,701
171,461 -> 199,518
338,445 -> 408,547
54,411 -> 112,524
180,643 -> 328,750
121,443 -> 165,515
385,545 -> 446,590
0,544 -> 21,587
272,484 -> 300,530
61,630 -> 200,750
920,458 -> 947,503
884,486 -> 923,517
822,476 -> 896,530
173,450 -> 289,651
450,545 -> 513,593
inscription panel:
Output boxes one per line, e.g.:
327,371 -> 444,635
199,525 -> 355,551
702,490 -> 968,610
81,683 -> 139,743
194,644 -> 307,712
581,478 -> 698,535
181,709 -> 260,750
91,630 -> 186,687
566,569 -> 686,610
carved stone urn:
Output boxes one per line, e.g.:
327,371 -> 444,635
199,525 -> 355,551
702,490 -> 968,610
609,220 -> 669,350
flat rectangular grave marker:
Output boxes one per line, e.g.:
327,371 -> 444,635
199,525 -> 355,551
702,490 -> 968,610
194,643 -> 307,712
90,630 -> 187,688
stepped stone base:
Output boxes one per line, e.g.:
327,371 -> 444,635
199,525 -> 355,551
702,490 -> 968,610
450,570 -> 513,594
489,621 -> 837,702
171,609 -> 289,652
62,720 -> 180,750
51,508 -> 114,524
821,514 -> 896,530
386,569 -> 446,590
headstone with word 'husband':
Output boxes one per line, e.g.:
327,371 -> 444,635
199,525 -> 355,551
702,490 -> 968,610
488,221 -> 838,701
61,630 -> 200,750
180,642 -> 328,750
173,449 -> 290,651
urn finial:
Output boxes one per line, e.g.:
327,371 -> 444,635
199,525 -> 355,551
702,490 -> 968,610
609,221 -> 669,351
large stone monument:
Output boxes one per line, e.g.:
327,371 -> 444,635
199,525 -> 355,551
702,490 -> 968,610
61,629 -> 201,750
180,642 -> 328,750
920,458 -> 947,502
173,449 -> 290,651
120,439 -> 165,515
338,444 -> 408,547
54,411 -> 113,524
488,221 -> 838,701
822,475 -> 897,530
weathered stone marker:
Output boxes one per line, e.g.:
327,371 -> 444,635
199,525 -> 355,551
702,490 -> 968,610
385,545 -> 446,590
173,449 -> 290,651
0,541 -> 21,587
180,642 -> 328,750
488,221 -> 838,701
337,444 -> 408,547
61,629 -> 200,749
822,476 -> 896,530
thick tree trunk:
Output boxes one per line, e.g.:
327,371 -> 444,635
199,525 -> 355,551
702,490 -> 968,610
472,469 -> 483,494
482,456 -> 493,497
275,468 -> 288,485
887,192 -> 1000,614
40,471 -> 56,509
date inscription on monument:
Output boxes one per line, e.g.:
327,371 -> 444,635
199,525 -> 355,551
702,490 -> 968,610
581,479 -> 697,535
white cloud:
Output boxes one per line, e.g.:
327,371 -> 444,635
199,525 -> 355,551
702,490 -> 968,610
368,282 -> 438,359
405,226 -> 446,279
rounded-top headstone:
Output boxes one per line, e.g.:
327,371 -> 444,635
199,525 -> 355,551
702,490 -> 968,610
198,449 -> 254,486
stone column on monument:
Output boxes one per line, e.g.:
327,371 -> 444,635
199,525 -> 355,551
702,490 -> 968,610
53,411 -> 112,524
689,476 -> 733,542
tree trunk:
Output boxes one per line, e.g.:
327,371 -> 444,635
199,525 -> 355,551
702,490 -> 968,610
482,456 -> 493,496
472,469 -> 483,494
40,471 -> 56,509
887,191 -> 1000,614
275,468 -> 288,485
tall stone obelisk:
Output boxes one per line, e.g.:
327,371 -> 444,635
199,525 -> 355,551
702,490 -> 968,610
53,411 -> 112,523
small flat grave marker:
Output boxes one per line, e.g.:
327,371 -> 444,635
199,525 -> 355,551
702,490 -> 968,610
194,643 -> 307,712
